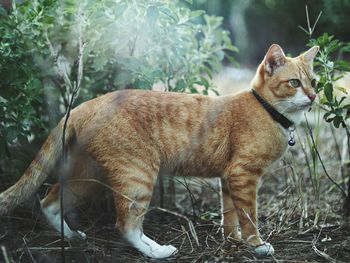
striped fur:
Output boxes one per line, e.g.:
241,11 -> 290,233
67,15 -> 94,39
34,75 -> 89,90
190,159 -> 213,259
0,44 -> 318,258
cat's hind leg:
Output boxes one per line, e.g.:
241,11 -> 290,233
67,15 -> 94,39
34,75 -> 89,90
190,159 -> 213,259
41,154 -> 103,240
108,162 -> 177,259
40,184 -> 87,240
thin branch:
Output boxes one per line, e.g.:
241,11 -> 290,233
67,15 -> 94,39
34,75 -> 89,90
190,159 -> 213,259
22,237 -> 35,263
50,77 -> 69,108
298,6 -> 322,38
305,5 -> 311,35
175,177 -> 200,217
312,236 -> 336,263
152,207 -> 199,247
311,11 -> 323,34
46,8 -> 86,263
59,10 -> 86,262
330,124 -> 347,189
342,123 -> 350,216
1,246 -> 13,263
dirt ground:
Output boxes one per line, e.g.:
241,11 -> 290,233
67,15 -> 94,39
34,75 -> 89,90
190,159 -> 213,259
0,174 -> 350,263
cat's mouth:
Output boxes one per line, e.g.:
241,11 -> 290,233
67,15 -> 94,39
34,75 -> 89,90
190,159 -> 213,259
282,101 -> 313,113
296,97 -> 317,109
298,102 -> 313,111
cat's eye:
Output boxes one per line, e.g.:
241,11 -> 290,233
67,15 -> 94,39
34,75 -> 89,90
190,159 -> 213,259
289,79 -> 301,88
311,79 -> 317,88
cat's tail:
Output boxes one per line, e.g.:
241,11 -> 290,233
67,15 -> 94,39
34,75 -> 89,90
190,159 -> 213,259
0,119 -> 75,215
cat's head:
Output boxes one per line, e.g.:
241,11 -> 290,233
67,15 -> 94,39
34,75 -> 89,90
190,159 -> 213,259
251,44 -> 319,122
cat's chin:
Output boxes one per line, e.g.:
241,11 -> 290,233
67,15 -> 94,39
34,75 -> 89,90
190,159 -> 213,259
292,102 -> 313,112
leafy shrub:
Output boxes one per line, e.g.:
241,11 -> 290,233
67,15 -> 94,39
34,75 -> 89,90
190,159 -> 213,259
0,0 -> 236,180
309,33 -> 350,128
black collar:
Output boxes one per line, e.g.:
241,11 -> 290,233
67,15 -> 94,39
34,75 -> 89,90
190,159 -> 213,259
251,89 -> 294,129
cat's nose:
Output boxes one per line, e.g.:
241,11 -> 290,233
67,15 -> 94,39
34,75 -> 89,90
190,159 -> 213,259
308,93 -> 316,102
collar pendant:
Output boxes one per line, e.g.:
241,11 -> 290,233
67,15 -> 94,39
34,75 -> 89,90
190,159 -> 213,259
288,126 -> 296,146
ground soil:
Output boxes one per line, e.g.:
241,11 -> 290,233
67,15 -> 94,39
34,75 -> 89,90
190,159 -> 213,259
0,179 -> 350,263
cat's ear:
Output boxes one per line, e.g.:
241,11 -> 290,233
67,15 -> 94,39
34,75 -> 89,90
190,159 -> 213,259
302,46 -> 319,62
264,44 -> 286,76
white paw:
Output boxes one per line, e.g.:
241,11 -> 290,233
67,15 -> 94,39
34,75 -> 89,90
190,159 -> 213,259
75,230 -> 87,240
125,230 -> 177,259
254,242 -> 274,256
150,244 -> 177,259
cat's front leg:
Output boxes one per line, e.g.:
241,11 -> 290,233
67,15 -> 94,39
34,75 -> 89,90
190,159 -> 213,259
221,178 -> 241,240
225,165 -> 274,256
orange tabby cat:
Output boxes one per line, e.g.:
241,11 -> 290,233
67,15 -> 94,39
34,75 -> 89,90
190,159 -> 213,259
0,44 -> 318,258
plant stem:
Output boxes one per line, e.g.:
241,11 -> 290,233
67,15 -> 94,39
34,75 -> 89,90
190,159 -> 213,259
342,123 -> 350,216
305,117 -> 347,198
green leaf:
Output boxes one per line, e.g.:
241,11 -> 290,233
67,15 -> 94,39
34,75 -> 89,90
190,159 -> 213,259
202,65 -> 213,79
199,76 -> 210,88
190,87 -> 199,93
211,88 -> 220,96
323,83 -> 333,103
333,116 -> 343,128
324,111 -> 332,120
204,15 -> 223,30
341,44 -> 350,53
335,60 -> 350,72
175,79 -> 186,92
335,108 -> 343,117
159,7 -> 179,23
325,116 -> 334,123
6,126 -> 18,143
224,44 -> 239,53
189,10 -> 205,20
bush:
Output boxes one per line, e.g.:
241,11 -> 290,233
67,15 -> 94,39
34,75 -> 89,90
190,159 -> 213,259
0,0 -> 236,180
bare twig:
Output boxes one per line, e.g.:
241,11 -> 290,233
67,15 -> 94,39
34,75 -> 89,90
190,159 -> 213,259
311,243 -> 337,263
330,125 -> 347,189
50,77 -> 69,108
342,123 -> 350,215
312,218 -> 336,263
22,237 -> 35,263
46,7 -> 86,263
298,5 -> 322,38
153,207 -> 199,247
181,225 -> 194,253
1,246 -> 13,263
175,177 -> 200,216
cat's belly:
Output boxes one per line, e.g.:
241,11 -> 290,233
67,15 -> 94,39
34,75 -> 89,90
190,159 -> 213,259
165,162 -> 224,178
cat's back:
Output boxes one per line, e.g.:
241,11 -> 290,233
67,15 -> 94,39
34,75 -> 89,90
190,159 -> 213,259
75,89 -> 212,114
70,89 -> 216,140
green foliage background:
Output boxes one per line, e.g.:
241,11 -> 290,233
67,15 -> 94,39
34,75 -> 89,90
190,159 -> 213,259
194,0 -> 350,65
0,0 -> 236,183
